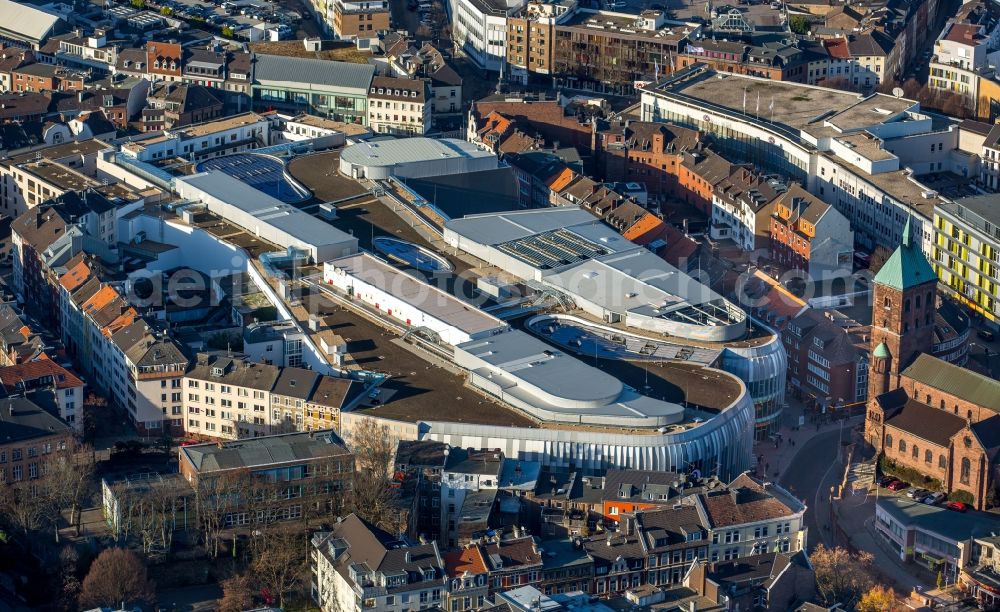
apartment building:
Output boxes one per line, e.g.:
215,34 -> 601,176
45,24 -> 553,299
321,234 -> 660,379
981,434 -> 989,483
367,75 -> 432,135
782,309 -> 869,409
384,40 -> 463,115
929,0 -> 1000,110
311,513 -> 446,612
333,0 -> 390,38
596,119 -> 701,197
183,353 -> 364,440
679,38 -> 810,83
0,359 -> 85,431
505,0 -> 575,84
11,63 -> 86,93
184,353 -> 279,439
933,194 -> 1000,327
551,9 -> 690,95
710,167 -> 784,255
143,81 -> 224,131
111,319 -> 188,436
449,0 -> 526,72
769,184 -> 854,279
0,397 -> 74,485
693,473 -> 808,560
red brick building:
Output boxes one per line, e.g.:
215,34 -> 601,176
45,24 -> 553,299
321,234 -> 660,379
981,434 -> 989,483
596,119 -> 700,196
865,220 -> 1000,509
11,63 -> 85,93
676,149 -> 746,215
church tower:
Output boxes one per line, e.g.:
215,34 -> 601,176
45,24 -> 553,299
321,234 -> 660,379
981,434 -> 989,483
865,218 -> 938,448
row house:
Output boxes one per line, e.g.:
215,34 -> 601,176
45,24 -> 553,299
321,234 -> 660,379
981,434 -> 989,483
184,352 -> 364,440
10,63 -> 87,93
383,39 -> 463,115
768,184 -> 854,280
142,81 -> 224,132
111,319 -> 187,435
0,47 -> 35,91
678,38 -> 811,83
312,513 -> 446,612
0,304 -> 52,366
710,167 -> 785,255
595,119 -> 701,198
367,75 -> 431,135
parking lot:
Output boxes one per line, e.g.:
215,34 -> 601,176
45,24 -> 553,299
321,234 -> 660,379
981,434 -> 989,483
135,0 -> 309,40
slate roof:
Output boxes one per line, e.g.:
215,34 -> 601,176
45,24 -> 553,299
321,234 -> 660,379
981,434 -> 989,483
181,429 -> 351,473
370,75 -> 428,103
309,375 -> 364,410
252,54 -> 375,91
0,91 -> 51,121
185,352 -> 279,391
873,218 -> 936,291
884,396 -> 967,446
11,207 -> 72,253
902,353 -> 1000,413
313,513 -> 444,593
271,367 -> 320,400
0,397 -> 71,443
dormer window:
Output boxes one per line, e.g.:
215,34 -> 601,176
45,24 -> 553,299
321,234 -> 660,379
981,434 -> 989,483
422,569 -> 434,580
212,366 -> 224,376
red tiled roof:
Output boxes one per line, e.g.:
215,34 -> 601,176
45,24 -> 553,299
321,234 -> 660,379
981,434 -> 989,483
0,358 -> 83,391
945,23 -> 984,44
443,546 -> 488,577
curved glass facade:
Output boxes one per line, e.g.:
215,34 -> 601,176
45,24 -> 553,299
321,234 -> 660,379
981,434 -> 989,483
720,319 -> 788,441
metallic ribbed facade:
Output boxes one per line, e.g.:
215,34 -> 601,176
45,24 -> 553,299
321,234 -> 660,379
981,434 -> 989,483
720,319 -> 788,442
418,381 -> 755,480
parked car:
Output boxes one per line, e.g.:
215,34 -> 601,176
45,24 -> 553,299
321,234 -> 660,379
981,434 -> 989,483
945,501 -> 969,512
887,480 -> 909,491
878,475 -> 898,487
978,329 -> 995,342
923,492 -> 946,505
907,488 -> 931,499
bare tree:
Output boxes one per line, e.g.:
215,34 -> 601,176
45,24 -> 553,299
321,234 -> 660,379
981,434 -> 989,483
249,524 -> 309,609
218,574 -> 254,612
79,548 -> 155,609
347,419 -> 400,530
0,482 -> 49,538
810,544 -> 876,608
44,441 -> 96,538
194,469 -> 253,558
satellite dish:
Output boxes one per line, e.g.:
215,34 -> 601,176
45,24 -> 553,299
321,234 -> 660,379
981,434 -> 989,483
892,87 -> 904,98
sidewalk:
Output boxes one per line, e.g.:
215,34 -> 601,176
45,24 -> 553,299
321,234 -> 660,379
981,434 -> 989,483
752,397 -> 862,481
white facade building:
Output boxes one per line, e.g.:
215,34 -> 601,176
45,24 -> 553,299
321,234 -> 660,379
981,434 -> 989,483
448,0 -> 527,71
323,252 -> 508,346
175,171 -> 358,263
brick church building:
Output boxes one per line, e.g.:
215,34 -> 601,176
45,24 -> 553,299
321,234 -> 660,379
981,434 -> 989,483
865,220 -> 1000,509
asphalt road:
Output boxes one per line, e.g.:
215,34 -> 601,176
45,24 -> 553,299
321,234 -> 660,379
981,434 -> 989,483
779,429 -> 843,552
